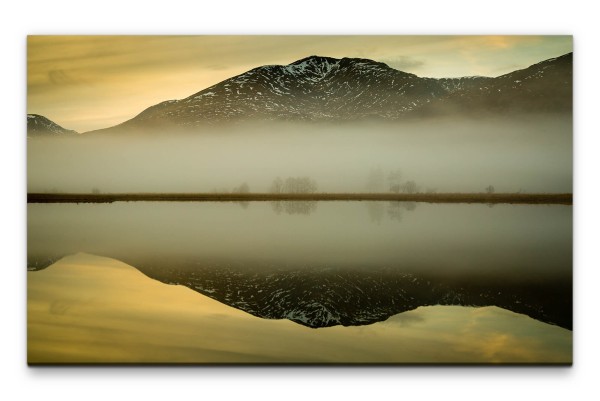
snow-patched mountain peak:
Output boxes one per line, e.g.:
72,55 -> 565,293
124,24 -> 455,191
27,114 -> 78,137
287,55 -> 339,74
87,52 -> 572,134
282,56 -> 341,84
286,55 -> 396,77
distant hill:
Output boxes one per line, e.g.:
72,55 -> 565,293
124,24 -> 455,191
27,114 -> 78,137
87,52 -> 572,134
430,53 -> 573,116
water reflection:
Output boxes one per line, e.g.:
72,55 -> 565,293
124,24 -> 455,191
28,202 -> 571,278
366,201 -> 418,224
27,254 -> 65,271
271,200 -> 318,215
27,254 -> 572,364
114,258 -> 571,330
236,200 -> 250,209
366,201 -> 385,224
27,202 -> 572,333
27,252 -> 572,329
387,201 -> 417,222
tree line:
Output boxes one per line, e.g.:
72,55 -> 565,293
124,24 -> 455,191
365,167 -> 426,194
270,176 -> 318,194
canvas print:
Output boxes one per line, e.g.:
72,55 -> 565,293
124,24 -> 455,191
27,35 -> 573,364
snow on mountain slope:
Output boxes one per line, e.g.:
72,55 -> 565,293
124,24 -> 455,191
27,114 -> 78,137
85,52 -> 572,134
131,260 -> 572,330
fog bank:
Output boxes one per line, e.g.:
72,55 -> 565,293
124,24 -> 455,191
27,115 -> 572,194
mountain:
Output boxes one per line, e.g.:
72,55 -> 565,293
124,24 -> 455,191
430,53 -> 573,115
27,114 -> 78,137
88,52 -> 572,134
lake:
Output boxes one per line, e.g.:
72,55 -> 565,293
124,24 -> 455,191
27,201 -> 572,364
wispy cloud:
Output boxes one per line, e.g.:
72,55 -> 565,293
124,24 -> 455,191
48,69 -> 82,86
381,56 -> 425,72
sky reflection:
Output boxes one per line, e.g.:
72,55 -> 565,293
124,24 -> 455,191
28,254 -> 572,364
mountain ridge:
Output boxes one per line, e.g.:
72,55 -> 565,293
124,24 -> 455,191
94,55 -> 442,133
27,114 -> 78,137
38,53 -> 571,135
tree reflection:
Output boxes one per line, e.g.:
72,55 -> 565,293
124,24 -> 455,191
366,202 -> 385,224
386,201 -> 417,222
237,200 -> 249,209
271,200 -> 318,215
365,201 -> 417,223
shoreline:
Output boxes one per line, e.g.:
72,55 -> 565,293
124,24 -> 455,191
27,192 -> 573,205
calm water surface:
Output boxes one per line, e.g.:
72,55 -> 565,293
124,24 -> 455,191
27,201 -> 572,363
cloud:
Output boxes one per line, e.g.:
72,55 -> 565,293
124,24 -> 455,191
48,69 -> 82,86
381,56 -> 425,72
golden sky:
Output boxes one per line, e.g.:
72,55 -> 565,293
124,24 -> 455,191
27,35 -> 572,132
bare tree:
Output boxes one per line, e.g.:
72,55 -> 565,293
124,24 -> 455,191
485,185 -> 495,194
284,177 -> 296,192
282,177 -> 318,193
270,177 -> 283,193
389,184 -> 401,193
271,176 -> 318,215
233,182 -> 249,193
232,182 -> 250,209
387,169 -> 402,193
401,180 -> 419,194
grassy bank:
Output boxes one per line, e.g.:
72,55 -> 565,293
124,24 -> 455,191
27,192 -> 573,205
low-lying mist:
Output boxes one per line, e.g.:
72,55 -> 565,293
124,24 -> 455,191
27,115 -> 572,194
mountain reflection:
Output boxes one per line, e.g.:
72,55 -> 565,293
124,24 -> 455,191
109,258 -> 572,330
27,251 -> 572,330
27,254 -> 65,271
27,202 -> 572,332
